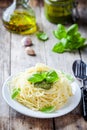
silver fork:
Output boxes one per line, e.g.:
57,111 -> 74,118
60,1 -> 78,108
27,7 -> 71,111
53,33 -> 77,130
72,60 -> 87,121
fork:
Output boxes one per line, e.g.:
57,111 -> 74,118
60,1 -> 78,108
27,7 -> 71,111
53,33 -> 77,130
73,60 -> 87,86
72,60 -> 87,121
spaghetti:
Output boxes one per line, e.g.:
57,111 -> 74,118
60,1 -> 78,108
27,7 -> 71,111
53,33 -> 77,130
9,63 -> 73,112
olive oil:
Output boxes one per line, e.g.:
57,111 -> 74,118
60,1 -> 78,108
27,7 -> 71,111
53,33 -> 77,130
2,0 -> 37,35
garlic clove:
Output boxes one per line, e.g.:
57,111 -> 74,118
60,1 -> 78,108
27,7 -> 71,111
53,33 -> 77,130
25,47 -> 36,56
21,37 -> 33,46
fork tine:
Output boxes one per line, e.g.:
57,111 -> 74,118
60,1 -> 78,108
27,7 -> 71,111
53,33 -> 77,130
77,60 -> 80,77
75,62 -> 78,77
73,60 -> 86,80
80,61 -> 83,76
78,60 -> 86,78
72,61 -> 78,77
86,65 -> 87,76
82,61 -> 86,77
73,60 -> 80,77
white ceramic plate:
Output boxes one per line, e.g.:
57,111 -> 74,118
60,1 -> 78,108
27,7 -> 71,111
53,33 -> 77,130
2,75 -> 81,118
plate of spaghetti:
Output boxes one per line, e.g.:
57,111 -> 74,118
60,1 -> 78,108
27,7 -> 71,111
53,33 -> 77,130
2,63 -> 81,118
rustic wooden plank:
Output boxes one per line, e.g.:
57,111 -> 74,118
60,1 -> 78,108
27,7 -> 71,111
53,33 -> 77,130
78,5 -> 87,65
9,1 -> 54,130
40,5 -> 83,130
0,0 -> 87,130
0,9 -> 11,130
53,5 -> 87,130
9,116 -> 53,130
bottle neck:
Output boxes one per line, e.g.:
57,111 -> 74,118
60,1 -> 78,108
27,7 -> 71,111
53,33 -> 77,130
14,0 -> 29,4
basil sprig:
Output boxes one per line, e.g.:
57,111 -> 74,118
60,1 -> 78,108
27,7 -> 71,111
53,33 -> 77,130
52,24 -> 87,53
28,70 -> 59,90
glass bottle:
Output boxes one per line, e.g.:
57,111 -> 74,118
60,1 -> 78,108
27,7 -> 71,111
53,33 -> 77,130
44,0 -> 79,24
2,0 -> 37,35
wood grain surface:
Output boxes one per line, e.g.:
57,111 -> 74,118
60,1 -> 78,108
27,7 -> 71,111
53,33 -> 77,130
0,0 -> 87,130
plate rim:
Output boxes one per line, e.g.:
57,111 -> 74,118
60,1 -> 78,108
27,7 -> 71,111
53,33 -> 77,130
2,75 -> 81,119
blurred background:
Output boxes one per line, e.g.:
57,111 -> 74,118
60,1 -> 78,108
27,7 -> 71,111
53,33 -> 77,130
0,0 -> 87,25
0,0 -> 87,7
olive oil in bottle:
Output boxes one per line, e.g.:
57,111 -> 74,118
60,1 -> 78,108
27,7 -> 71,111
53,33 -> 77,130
2,0 -> 37,35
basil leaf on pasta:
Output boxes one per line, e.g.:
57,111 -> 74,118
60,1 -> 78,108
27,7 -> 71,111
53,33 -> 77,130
40,106 -> 55,113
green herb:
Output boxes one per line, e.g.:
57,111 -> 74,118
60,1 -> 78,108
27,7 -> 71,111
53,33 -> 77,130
46,70 -> 59,83
67,24 -> 78,35
11,88 -> 21,99
28,70 -> 59,89
28,70 -> 59,83
40,106 -> 55,113
52,24 -> 87,53
52,42 -> 66,53
36,32 -> 49,41
53,24 -> 67,39
27,72 -> 45,83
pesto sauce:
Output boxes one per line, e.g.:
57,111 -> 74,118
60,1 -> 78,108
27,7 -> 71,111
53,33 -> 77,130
34,80 -> 52,90
44,0 -> 74,24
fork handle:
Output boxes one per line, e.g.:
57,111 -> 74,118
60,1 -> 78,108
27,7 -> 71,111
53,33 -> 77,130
81,87 -> 87,121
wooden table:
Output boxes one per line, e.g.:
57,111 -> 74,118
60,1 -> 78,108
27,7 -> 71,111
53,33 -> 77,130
0,0 -> 87,130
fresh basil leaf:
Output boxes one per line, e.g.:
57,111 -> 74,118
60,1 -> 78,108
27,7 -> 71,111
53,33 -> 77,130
67,24 -> 78,35
61,38 -> 68,46
40,106 -> 55,113
66,35 -> 71,40
11,88 -> 21,99
74,32 -> 81,38
52,42 -> 66,53
28,70 -> 59,84
67,36 -> 86,50
78,37 -> 86,44
28,73 -> 45,83
53,24 -> 67,40
75,38 -> 86,49
46,70 -> 59,83
41,71 -> 47,79
36,32 -> 49,41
